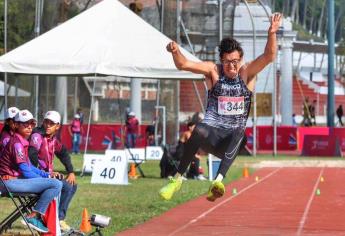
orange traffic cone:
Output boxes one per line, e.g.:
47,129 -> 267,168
80,208 -> 92,233
128,163 -> 138,179
243,167 -> 249,178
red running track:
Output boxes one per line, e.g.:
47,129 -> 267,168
117,168 -> 345,236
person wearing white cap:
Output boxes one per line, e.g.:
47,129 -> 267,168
28,111 -> 77,232
68,114 -> 83,154
0,107 -> 20,154
0,109 -> 62,233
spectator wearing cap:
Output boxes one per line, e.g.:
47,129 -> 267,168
0,109 -> 62,233
28,111 -> 77,232
68,114 -> 83,154
0,107 -> 20,154
125,111 -> 139,148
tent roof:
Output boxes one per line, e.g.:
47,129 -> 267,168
0,0 -> 203,80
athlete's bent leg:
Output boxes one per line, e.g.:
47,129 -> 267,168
159,124 -> 207,200
176,123 -> 208,175
207,129 -> 244,202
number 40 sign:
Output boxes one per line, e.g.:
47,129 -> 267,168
91,150 -> 128,185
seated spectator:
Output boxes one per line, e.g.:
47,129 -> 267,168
145,124 -> 155,146
0,110 -> 62,233
181,122 -> 206,180
160,121 -> 206,180
0,107 -> 20,154
186,151 -> 206,180
29,111 -> 77,232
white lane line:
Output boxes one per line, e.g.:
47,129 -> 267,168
296,167 -> 324,236
168,168 -> 282,236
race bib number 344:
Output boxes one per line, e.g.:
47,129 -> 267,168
218,96 -> 244,115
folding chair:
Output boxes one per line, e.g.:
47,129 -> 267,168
0,176 -> 38,235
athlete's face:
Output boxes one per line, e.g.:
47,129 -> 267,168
16,121 -> 36,139
221,51 -> 242,79
43,119 -> 60,137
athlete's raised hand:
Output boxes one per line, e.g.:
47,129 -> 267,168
269,13 -> 282,34
166,41 -> 179,54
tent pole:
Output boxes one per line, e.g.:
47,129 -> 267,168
4,0 -> 7,105
4,0 -> 8,111
257,0 -> 277,156
34,0 -> 43,120
219,0 -> 223,41
154,80 -> 161,146
154,0 -> 164,146
176,0 -> 181,141
83,79 -> 96,155
74,77 -> 78,115
243,0 -> 257,157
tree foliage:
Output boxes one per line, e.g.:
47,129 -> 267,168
273,0 -> 344,42
0,0 -> 79,54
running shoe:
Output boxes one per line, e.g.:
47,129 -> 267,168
206,180 -> 225,202
159,177 -> 182,200
25,216 -> 49,233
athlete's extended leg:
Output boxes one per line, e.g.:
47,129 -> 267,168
159,124 -> 207,200
207,129 -> 244,202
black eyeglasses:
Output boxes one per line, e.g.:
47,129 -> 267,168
222,59 -> 241,67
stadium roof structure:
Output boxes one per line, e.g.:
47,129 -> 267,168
293,40 -> 345,54
0,0 -> 203,80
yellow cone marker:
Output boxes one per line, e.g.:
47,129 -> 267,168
255,176 -> 259,182
320,176 -> 324,182
232,188 -> 237,195
316,188 -> 321,196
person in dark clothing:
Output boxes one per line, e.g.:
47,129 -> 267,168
337,105 -> 344,126
29,111 -> 77,232
145,124 -> 155,146
302,97 -> 311,126
308,100 -> 317,126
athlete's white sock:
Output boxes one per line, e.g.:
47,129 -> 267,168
174,173 -> 182,179
215,174 -> 224,182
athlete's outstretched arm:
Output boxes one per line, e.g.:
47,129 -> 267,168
245,13 -> 282,82
167,41 -> 215,78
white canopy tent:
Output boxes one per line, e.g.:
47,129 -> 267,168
0,0 -> 202,80
0,0 -> 204,153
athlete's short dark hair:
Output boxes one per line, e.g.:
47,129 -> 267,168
218,38 -> 243,59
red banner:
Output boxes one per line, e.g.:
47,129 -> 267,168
245,126 -> 297,151
59,124 -> 149,151
333,128 -> 345,152
1,122 -> 345,154
297,127 -> 330,151
301,134 -> 342,157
